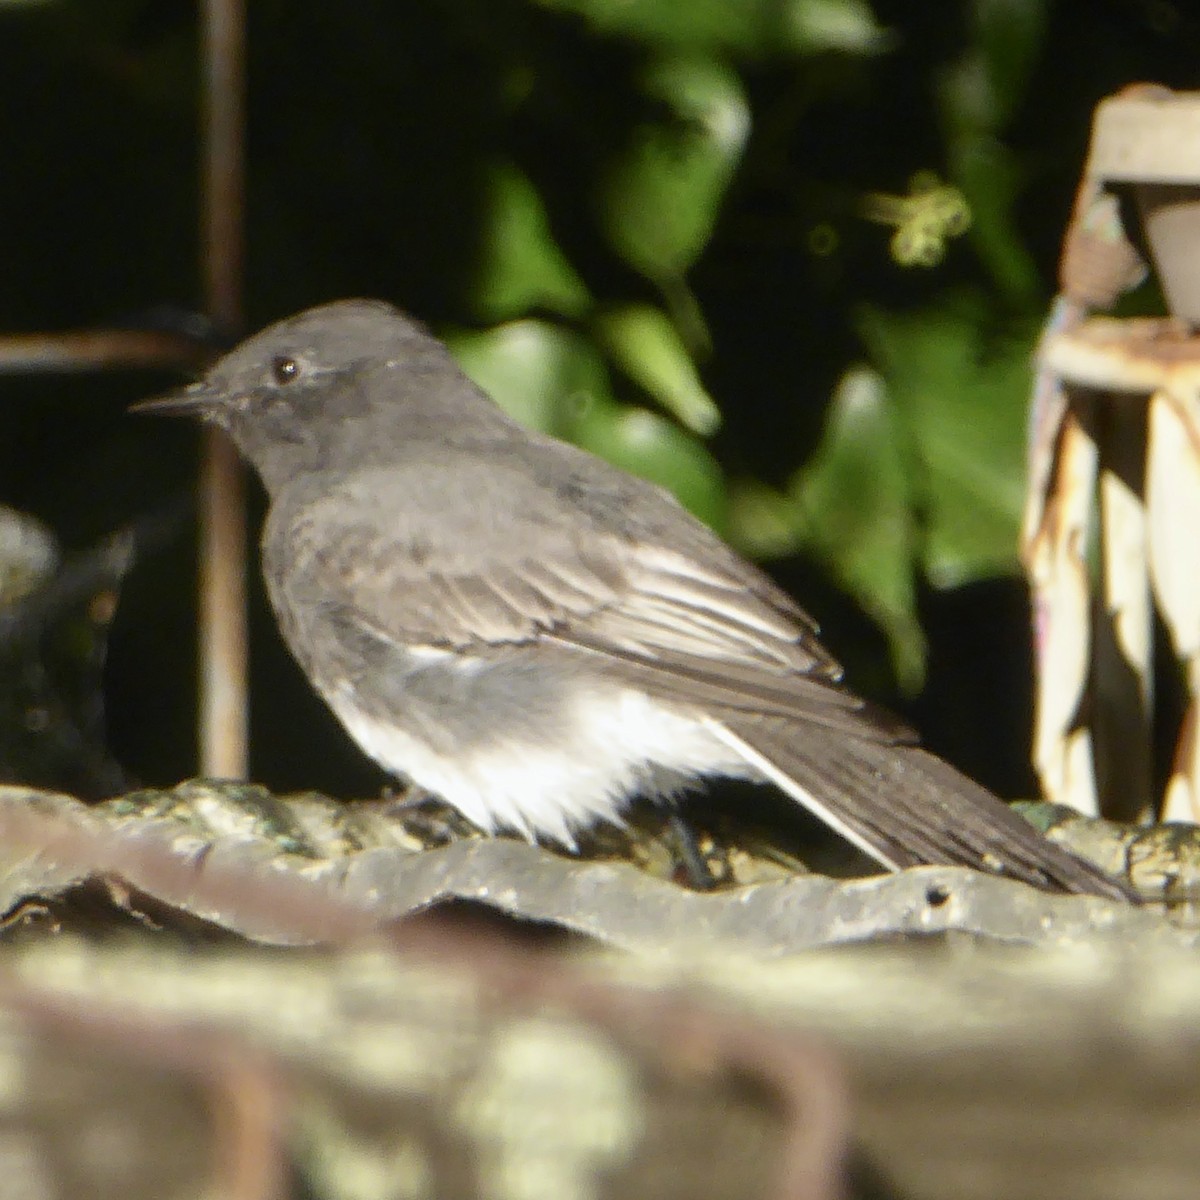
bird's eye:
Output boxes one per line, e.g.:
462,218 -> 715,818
271,355 -> 300,385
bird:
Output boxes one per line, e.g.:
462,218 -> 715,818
134,298 -> 1136,902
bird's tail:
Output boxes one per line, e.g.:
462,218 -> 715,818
708,713 -> 1137,902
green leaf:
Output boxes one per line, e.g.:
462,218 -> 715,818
939,0 -> 1046,302
600,56 -> 749,285
948,138 -> 1040,304
470,163 -> 590,322
791,0 -> 893,55
726,480 -> 804,559
571,399 -> 729,530
448,319 -> 608,436
942,0 -> 1047,136
790,366 -> 925,690
529,0 -> 889,57
858,297 -> 1029,590
448,321 -> 727,526
595,304 -> 721,434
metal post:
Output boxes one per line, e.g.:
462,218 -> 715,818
198,0 -> 249,778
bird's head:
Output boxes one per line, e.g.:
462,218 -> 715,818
132,298 -> 444,491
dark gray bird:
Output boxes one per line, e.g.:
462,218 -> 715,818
136,298 -> 1135,901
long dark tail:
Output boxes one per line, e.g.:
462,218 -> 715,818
710,712 -> 1138,902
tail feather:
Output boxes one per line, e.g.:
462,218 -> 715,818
710,713 -> 1137,902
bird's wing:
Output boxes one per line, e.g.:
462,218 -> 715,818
542,540 -> 916,738
266,470 -> 909,740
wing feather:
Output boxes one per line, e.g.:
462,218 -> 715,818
270,482 -> 840,690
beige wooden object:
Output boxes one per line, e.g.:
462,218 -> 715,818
1032,320 -> 1200,821
1026,85 -> 1200,824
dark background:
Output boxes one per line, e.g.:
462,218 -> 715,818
0,0 -> 1196,803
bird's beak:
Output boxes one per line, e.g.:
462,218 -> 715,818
129,380 -> 221,417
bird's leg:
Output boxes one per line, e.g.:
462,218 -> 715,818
383,783 -> 481,845
668,812 -> 720,891
382,781 -> 437,812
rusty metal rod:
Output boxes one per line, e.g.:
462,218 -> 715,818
0,329 -> 207,374
198,0 -> 249,779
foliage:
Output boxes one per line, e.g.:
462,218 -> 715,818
438,0 -> 1046,688
4,0 -> 1194,791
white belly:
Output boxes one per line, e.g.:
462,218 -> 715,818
326,654 -> 753,845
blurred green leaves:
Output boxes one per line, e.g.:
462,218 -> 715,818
730,301 -> 1032,687
859,298 -> 1030,592
529,0 -> 889,57
0,0 -> 1060,700
437,0 -> 1054,690
722,296 -> 1034,690
940,0 -> 1048,303
790,366 -> 925,690
594,305 -> 721,435
449,319 -> 727,527
572,399 -> 728,531
600,56 -> 748,296
473,164 -> 590,322
449,319 -> 604,436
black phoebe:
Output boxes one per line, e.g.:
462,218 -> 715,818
135,299 -> 1134,901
